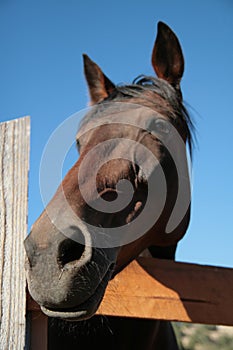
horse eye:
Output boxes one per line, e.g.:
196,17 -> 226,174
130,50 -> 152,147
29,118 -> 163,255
148,118 -> 170,136
99,189 -> 118,202
154,119 -> 170,134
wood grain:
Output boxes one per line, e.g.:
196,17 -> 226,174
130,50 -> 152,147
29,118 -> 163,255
0,117 -> 30,349
97,258 -> 233,326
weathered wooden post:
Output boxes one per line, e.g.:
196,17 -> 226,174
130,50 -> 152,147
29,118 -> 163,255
0,117 -> 30,349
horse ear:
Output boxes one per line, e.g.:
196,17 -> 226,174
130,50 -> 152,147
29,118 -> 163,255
151,22 -> 184,91
83,54 -> 115,104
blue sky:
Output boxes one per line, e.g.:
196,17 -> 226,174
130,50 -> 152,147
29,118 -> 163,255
0,1 -> 233,267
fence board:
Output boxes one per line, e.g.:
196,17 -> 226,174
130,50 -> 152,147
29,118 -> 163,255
0,117 -> 30,349
97,257 -> 233,326
28,257 -> 233,327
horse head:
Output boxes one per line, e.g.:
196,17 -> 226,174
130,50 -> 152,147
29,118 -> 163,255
24,22 -> 192,321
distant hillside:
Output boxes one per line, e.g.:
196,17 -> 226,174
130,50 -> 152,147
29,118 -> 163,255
173,323 -> 233,350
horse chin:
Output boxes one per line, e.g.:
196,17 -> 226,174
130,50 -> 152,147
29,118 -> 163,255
40,290 -> 104,321
41,293 -> 102,321
40,265 -> 113,321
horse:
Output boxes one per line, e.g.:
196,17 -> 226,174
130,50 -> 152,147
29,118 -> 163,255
24,21 -> 193,349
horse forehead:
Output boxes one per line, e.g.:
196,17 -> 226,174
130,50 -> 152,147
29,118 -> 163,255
76,104 -> 163,141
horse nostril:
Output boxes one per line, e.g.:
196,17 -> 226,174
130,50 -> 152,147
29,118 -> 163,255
57,238 -> 85,269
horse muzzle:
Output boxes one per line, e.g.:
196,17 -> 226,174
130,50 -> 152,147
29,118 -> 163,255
24,227 -> 117,321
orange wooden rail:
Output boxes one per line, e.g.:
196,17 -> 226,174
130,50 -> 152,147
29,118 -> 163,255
27,257 -> 233,349
28,257 -> 233,326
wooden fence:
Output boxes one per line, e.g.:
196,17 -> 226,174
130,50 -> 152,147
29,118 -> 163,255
0,117 -> 30,349
0,117 -> 233,349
